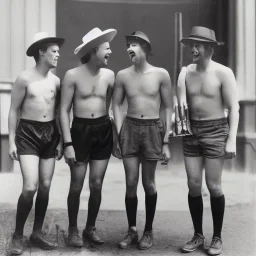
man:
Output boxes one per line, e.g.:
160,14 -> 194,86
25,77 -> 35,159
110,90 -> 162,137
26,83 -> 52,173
8,32 -> 65,255
113,31 -> 172,250
177,26 -> 239,255
60,27 -> 117,247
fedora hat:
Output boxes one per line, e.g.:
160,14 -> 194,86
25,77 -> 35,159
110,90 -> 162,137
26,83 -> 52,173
181,26 -> 220,46
26,32 -> 65,57
125,31 -> 151,47
74,28 -> 117,57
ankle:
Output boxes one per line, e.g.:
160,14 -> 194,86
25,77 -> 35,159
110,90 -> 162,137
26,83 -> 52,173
129,226 -> 137,232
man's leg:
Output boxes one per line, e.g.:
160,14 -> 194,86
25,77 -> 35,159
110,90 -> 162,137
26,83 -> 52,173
66,163 -> 88,247
138,159 -> 158,250
83,159 -> 109,244
119,157 -> 140,249
29,158 -> 57,250
182,156 -> 205,253
11,155 -> 39,255
33,158 -> 55,233
205,157 -> 225,255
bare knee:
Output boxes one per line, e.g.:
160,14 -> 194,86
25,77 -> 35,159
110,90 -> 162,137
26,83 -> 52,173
206,182 -> 223,197
38,180 -> 51,193
69,183 -> 83,195
126,179 -> 138,197
89,179 -> 103,194
142,180 -> 156,195
22,186 -> 37,200
188,178 -> 202,196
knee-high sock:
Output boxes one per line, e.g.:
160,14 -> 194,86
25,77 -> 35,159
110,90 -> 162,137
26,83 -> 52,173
86,192 -> 102,228
125,195 -> 138,228
210,195 -> 225,239
15,194 -> 33,236
188,194 -> 203,235
33,191 -> 49,233
67,190 -> 80,230
144,193 -> 157,232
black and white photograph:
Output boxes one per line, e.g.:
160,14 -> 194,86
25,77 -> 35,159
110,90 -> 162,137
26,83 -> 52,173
0,0 -> 255,255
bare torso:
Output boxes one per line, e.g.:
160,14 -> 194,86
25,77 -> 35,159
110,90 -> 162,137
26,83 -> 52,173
72,66 -> 113,118
186,61 -> 226,120
120,66 -> 165,119
20,70 -> 59,121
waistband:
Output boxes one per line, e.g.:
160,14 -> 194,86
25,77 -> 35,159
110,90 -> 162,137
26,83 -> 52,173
19,118 -> 56,126
125,116 -> 160,126
73,115 -> 110,125
190,118 -> 228,127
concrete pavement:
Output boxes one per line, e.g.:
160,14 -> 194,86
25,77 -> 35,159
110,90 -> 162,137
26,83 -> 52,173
0,157 -> 255,255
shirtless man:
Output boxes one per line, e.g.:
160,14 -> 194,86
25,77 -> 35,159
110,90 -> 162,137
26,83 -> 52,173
177,27 -> 239,255
60,28 -> 117,247
113,31 -> 172,250
8,32 -> 64,255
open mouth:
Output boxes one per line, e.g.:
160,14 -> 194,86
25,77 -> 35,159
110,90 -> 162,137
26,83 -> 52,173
129,51 -> 136,59
104,54 -> 109,60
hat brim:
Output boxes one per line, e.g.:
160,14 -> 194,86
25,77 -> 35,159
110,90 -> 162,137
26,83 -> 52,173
125,35 -> 151,47
74,29 -> 117,57
181,37 -> 220,46
26,37 -> 65,57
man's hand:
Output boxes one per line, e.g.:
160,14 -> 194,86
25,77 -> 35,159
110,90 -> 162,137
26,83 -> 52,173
112,140 -> 122,159
9,143 -> 19,161
161,144 -> 171,165
225,138 -> 236,159
64,146 -> 77,165
55,142 -> 63,161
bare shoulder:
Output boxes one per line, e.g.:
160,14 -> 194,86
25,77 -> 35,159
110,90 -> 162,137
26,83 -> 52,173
116,67 -> 132,79
49,71 -> 60,88
101,68 -> 115,79
186,64 -> 196,73
14,69 -> 33,88
213,61 -> 234,76
154,66 -> 170,76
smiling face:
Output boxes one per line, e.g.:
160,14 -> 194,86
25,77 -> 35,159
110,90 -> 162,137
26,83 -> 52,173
126,40 -> 147,63
95,42 -> 112,67
187,41 -> 213,63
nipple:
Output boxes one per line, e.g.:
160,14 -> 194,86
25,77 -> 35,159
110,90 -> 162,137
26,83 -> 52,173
91,113 -> 94,117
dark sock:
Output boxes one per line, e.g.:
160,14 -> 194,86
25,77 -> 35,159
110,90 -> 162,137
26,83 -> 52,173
33,191 -> 49,233
211,195 -> 225,239
67,190 -> 80,230
125,195 -> 138,228
86,192 -> 102,228
15,194 -> 33,236
188,194 -> 203,235
144,193 -> 157,232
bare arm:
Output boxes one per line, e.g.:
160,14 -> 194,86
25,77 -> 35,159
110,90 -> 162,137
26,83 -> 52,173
160,69 -> 173,141
106,71 -> 115,116
8,75 -> 27,159
177,66 -> 188,107
60,70 -> 75,143
221,68 -> 239,141
112,71 -> 126,134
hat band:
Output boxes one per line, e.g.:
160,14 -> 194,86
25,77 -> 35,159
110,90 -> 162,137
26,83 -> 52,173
189,34 -> 217,43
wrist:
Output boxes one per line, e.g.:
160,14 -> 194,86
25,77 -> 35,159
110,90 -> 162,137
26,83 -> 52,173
63,142 -> 73,149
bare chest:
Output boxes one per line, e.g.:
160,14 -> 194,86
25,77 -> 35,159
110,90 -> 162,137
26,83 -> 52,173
75,77 -> 109,99
26,81 -> 57,102
124,74 -> 160,97
186,73 -> 221,98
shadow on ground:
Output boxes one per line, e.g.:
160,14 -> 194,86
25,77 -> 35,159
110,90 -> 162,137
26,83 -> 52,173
1,204 -> 256,256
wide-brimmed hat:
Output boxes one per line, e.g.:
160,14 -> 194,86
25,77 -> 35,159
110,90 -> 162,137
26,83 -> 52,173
74,28 -> 117,57
26,32 -> 65,57
181,26 -> 220,46
125,31 -> 151,47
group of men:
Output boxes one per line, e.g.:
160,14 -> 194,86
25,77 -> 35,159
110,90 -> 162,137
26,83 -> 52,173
8,25 -> 239,256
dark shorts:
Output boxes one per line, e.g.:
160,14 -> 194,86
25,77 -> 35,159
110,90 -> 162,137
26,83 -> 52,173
119,116 -> 165,160
183,118 -> 229,159
71,115 -> 113,163
15,119 -> 60,159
